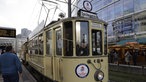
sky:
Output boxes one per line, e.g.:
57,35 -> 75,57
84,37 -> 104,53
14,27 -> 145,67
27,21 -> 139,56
0,0 -> 68,35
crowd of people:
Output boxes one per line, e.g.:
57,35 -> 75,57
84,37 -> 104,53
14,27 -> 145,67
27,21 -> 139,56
109,48 -> 146,65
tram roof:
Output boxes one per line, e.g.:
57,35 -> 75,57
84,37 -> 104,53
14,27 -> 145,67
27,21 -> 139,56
45,17 -> 108,29
28,17 -> 107,39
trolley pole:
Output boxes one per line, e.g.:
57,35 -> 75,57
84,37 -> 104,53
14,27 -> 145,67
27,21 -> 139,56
68,0 -> 71,18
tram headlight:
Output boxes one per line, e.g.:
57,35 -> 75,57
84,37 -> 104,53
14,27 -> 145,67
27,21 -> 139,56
94,69 -> 104,81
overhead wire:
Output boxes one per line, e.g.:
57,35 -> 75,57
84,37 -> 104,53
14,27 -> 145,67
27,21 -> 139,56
28,0 -> 41,29
41,0 -> 59,25
37,2 -> 44,25
51,6 -> 58,21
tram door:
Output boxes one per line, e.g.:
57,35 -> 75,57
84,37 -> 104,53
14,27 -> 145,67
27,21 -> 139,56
53,27 -> 63,81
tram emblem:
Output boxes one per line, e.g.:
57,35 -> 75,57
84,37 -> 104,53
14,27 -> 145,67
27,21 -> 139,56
75,64 -> 89,78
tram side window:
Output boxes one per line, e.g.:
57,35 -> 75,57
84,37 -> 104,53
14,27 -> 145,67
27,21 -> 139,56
76,21 -> 89,56
38,34 -> 43,55
92,30 -> 102,55
56,29 -> 62,55
46,30 -> 52,55
28,41 -> 32,55
63,21 -> 73,56
31,37 -> 38,55
34,37 -> 38,54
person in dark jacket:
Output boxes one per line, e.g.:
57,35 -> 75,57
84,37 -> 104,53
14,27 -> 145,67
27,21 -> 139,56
0,46 -> 22,82
133,49 -> 138,65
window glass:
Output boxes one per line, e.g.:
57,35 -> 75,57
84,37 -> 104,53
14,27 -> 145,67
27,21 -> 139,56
46,30 -> 52,55
103,0 -> 112,6
97,10 -> 103,20
114,0 -> 123,18
34,37 -> 38,54
38,34 -> 43,55
104,24 -> 108,55
31,37 -> 38,55
107,4 -> 114,21
134,11 -> 146,32
134,0 -> 146,11
102,8 -> 108,21
92,0 -> 103,11
123,0 -> 134,15
56,29 -> 62,55
28,40 -> 32,55
92,30 -> 102,55
107,21 -> 113,36
63,21 -> 73,56
76,21 -> 89,56
123,16 -> 133,34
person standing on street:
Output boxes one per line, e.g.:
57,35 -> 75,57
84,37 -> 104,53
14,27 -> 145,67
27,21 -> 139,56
125,50 -> 132,65
0,46 -> 22,82
133,49 -> 138,65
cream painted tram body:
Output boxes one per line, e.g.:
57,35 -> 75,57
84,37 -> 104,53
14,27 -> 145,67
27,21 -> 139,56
23,17 -> 108,82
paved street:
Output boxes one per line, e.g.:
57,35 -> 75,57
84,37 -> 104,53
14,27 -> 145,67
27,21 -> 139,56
0,65 -> 36,82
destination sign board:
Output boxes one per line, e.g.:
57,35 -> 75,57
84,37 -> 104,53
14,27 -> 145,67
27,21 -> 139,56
77,9 -> 98,19
0,28 -> 16,38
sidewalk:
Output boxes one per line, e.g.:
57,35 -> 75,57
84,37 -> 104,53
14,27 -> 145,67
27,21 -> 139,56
0,65 -> 37,82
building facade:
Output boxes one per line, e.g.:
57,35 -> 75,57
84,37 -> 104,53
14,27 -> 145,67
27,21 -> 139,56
72,0 -> 146,44
21,28 -> 31,38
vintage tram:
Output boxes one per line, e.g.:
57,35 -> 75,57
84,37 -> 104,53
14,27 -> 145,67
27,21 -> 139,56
21,17 -> 108,82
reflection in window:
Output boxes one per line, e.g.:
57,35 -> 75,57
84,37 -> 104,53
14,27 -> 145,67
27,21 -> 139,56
56,29 -> 62,55
46,30 -> 52,55
92,30 -> 102,55
76,21 -> 89,56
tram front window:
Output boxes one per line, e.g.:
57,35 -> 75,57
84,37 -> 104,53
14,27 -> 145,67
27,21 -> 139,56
76,21 -> 89,56
92,30 -> 102,55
